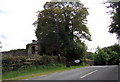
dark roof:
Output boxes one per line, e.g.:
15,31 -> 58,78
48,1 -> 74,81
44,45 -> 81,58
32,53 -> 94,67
26,40 -> 38,49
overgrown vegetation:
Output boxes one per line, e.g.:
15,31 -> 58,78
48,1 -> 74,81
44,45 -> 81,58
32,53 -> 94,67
2,53 -> 90,80
2,63 -> 87,80
2,63 -> 64,79
93,44 -> 120,65
2,55 -> 66,74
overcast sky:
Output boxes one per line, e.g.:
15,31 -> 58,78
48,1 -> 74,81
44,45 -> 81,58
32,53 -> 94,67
0,0 -> 118,52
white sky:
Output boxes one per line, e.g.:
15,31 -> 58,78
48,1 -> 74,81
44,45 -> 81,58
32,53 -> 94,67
0,0 -> 118,52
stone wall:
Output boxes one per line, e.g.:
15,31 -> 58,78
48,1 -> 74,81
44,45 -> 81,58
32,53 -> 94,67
2,49 -> 28,56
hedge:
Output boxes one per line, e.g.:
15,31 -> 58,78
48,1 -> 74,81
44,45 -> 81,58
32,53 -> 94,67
2,55 -> 66,73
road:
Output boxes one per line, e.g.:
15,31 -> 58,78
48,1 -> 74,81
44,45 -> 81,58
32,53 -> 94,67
27,65 -> 118,80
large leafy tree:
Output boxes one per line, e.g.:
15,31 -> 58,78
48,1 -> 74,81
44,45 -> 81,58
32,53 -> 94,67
34,1 -> 91,61
107,2 -> 120,38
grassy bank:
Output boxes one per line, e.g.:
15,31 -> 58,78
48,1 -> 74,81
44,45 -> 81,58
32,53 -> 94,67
2,63 -> 88,80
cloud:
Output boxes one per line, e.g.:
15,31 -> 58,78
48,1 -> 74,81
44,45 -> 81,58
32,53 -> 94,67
0,34 -> 8,39
0,10 -> 7,14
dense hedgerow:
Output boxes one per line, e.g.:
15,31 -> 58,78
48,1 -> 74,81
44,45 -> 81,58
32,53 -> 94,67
2,55 -> 66,73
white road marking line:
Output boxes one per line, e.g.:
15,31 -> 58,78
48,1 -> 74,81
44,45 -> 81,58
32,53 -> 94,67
25,79 -> 29,80
80,70 -> 98,78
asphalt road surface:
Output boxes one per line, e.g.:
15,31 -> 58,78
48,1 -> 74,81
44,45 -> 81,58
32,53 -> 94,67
27,65 -> 118,80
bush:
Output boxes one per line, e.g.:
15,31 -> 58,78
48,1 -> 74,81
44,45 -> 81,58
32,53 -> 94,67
93,45 -> 120,65
93,47 -> 109,65
41,55 -> 52,65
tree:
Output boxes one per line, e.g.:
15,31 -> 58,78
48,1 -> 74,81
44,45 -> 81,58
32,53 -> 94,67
103,44 -> 120,65
93,45 -> 120,65
34,1 -> 91,62
62,40 -> 87,62
107,2 -> 120,38
93,47 -> 109,65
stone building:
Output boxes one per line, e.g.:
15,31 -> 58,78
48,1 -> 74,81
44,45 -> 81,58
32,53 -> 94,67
26,40 -> 39,55
2,40 -> 39,56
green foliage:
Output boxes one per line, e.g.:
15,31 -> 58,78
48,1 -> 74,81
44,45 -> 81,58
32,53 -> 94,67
93,44 -> 120,65
107,2 -> 120,37
2,63 -> 64,79
34,1 -> 91,62
85,52 -> 93,60
93,47 -> 109,65
61,40 -> 87,62
2,63 -> 87,80
102,44 -> 120,65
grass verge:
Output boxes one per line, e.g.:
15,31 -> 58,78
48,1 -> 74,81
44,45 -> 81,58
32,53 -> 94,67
2,63 -> 88,80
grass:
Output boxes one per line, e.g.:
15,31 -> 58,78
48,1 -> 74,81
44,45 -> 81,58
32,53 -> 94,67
2,63 -> 88,80
0,75 -> 2,80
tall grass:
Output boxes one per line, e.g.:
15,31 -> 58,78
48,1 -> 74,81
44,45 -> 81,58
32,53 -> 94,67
2,63 -> 88,80
2,63 -> 63,79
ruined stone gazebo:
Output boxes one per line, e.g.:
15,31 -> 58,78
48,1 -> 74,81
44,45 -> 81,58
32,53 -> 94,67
26,40 -> 39,55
